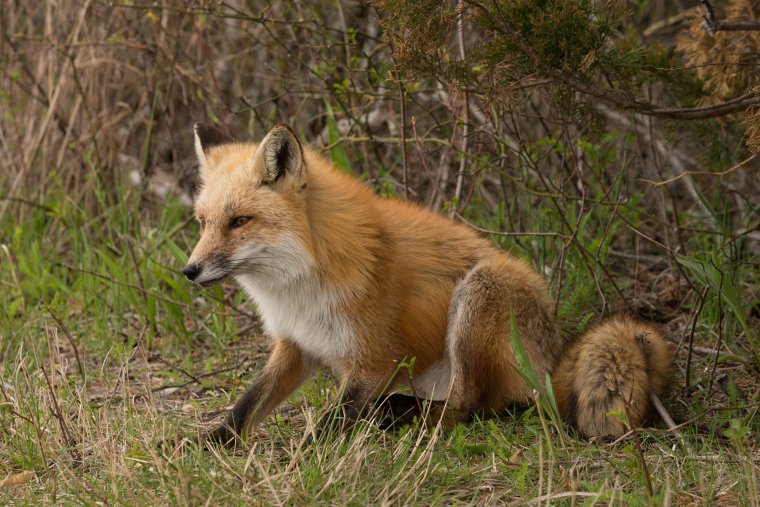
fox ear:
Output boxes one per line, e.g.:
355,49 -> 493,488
255,125 -> 304,186
193,122 -> 236,177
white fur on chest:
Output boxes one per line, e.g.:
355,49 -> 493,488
235,274 -> 355,365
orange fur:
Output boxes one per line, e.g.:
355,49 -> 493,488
552,316 -> 671,438
184,124 -> 672,444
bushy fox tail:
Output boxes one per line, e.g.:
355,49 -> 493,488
551,315 -> 672,438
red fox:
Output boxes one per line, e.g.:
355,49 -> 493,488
182,123 -> 671,445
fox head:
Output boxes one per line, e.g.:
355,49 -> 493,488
182,123 -> 313,288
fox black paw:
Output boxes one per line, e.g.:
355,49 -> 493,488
203,424 -> 244,450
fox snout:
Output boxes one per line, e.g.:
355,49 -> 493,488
181,263 -> 201,281
181,258 -> 228,287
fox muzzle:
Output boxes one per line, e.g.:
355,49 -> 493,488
182,263 -> 201,281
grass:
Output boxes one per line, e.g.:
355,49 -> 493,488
1,170 -> 758,505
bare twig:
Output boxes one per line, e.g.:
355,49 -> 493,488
685,287 -> 710,396
40,363 -> 83,468
453,212 -> 569,239
48,310 -> 86,382
451,0 -> 470,217
0,196 -> 55,213
153,354 -> 201,385
411,117 -> 448,207
640,154 -> 758,187
704,265 -> 725,403
151,358 -> 249,392
650,392 -> 677,432
650,391 -> 694,455
700,0 -> 760,32
395,70 -> 409,200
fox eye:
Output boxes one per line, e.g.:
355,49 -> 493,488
230,216 -> 251,229
197,218 -> 206,230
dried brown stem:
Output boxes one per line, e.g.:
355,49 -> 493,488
40,363 -> 82,468
48,310 -> 86,382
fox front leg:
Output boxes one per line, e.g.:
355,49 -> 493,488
207,338 -> 317,448
312,368 -> 395,438
313,384 -> 368,439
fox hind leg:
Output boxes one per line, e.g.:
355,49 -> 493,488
443,255 -> 564,424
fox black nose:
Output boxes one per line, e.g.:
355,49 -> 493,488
182,263 -> 201,281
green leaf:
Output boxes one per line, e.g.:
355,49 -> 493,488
509,309 -> 540,392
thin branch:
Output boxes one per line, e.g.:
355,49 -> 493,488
151,358 -> 248,392
40,363 -> 82,468
704,266 -> 725,403
411,117 -> 449,207
704,21 -> 760,32
153,354 -> 201,385
649,405 -> 757,434
396,70 -> 410,200
685,287 -> 710,396
452,0 -> 470,217
0,196 -> 55,213
650,392 -> 677,432
640,154 -> 758,187
454,212 -> 569,239
700,0 -> 760,32
48,310 -> 86,382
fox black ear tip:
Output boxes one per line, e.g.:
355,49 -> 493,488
271,124 -> 296,136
